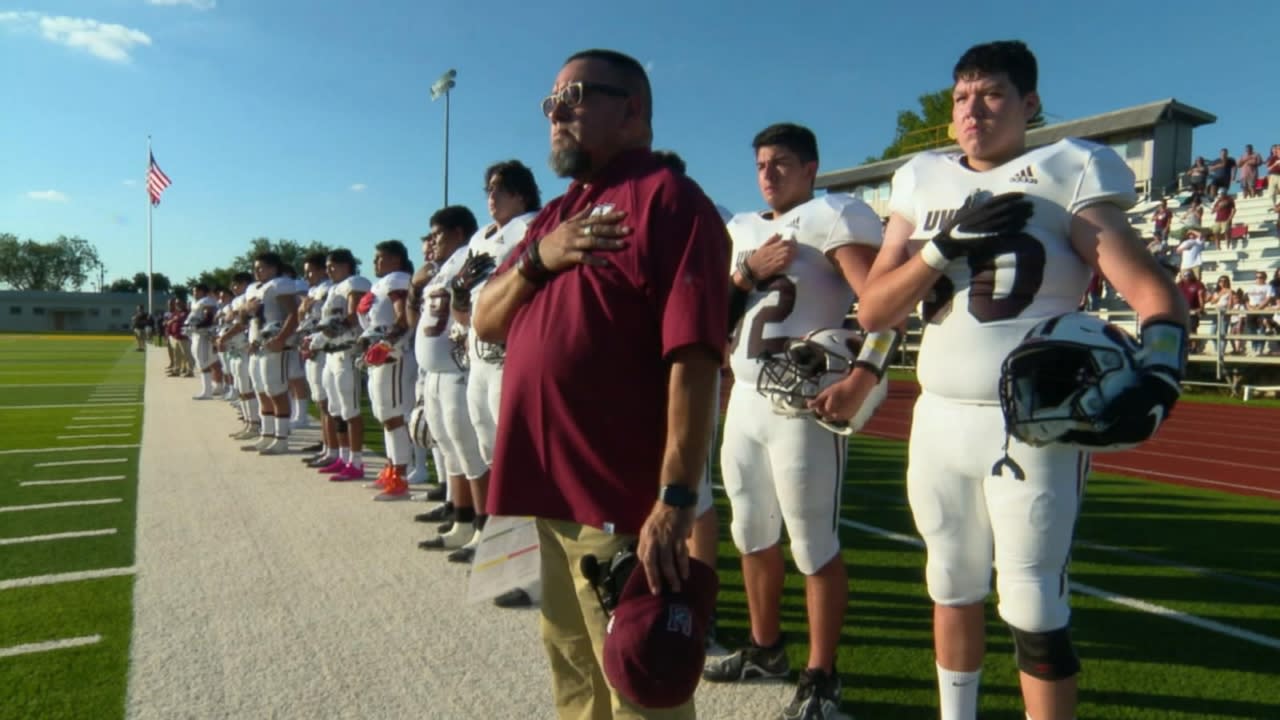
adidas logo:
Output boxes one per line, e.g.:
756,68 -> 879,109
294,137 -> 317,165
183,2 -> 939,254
1010,166 -> 1038,184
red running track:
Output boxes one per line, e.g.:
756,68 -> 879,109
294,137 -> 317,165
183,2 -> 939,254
859,381 -> 1280,501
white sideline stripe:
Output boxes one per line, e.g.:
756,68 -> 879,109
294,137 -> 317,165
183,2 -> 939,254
840,516 -> 1280,651
1090,463 -> 1280,498
65,424 -> 132,430
0,402 -> 141,410
0,635 -> 102,659
0,444 -> 140,456
72,416 -> 134,421
0,498 -> 122,513
20,476 -> 125,487
34,458 -> 128,468
56,433 -> 131,440
0,382 -> 136,388
0,529 -> 116,545
0,565 -> 136,591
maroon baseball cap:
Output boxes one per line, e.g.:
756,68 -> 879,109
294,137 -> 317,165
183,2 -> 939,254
602,558 -> 718,709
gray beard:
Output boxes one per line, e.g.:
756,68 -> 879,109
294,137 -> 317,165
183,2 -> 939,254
549,148 -> 590,178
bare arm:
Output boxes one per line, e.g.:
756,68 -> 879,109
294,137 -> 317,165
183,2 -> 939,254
1071,203 -> 1187,326
345,292 -> 364,329
857,213 -> 943,332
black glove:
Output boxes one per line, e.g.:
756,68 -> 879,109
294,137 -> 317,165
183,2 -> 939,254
919,192 -> 1035,270
1064,320 -> 1184,449
449,252 -> 495,310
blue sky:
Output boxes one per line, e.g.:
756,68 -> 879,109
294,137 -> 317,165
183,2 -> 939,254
3,0 -> 1278,287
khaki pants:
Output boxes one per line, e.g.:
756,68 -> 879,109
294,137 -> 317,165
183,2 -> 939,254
537,518 -> 695,720
1269,174 -> 1280,204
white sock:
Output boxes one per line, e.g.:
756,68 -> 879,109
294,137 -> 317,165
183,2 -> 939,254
384,426 -> 412,466
412,445 -> 429,479
938,665 -> 981,720
261,415 -> 275,438
277,413 -> 290,438
349,449 -> 363,468
432,447 -> 446,485
294,398 -> 309,423
200,373 -> 213,395
339,447 -> 350,463
246,397 -> 260,423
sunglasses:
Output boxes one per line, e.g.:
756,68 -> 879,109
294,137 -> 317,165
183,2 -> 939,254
541,81 -> 630,117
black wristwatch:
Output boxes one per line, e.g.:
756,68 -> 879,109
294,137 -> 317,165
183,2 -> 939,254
659,484 -> 698,509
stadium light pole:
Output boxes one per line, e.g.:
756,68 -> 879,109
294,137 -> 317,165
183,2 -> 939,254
430,69 -> 457,206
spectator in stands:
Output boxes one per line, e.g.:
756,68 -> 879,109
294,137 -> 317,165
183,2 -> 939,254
1266,145 -> 1280,207
1244,272 -> 1276,355
1186,156 -> 1208,202
1203,275 -> 1234,354
1180,197 -> 1205,231
1230,289 -> 1249,354
1152,198 -> 1172,245
1238,144 -> 1263,199
1176,232 -> 1205,279
1211,190 -> 1236,250
1209,148 -> 1237,197
1176,270 -> 1207,352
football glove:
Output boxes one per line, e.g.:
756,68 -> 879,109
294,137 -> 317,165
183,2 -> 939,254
919,191 -> 1035,271
448,251 -> 496,311
363,340 -> 394,367
1062,320 -> 1184,449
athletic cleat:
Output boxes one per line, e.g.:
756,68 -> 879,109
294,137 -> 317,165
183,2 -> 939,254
423,484 -> 447,502
447,546 -> 475,564
332,463 -> 367,482
493,588 -> 534,609
702,641 -> 791,683
414,503 -> 453,524
418,523 -> 474,551
299,443 -> 323,455
306,455 -> 337,468
780,668 -> 847,720
373,468 -> 410,501
258,438 -> 289,455
192,393 -> 212,401
240,437 -> 272,452
318,458 -> 347,474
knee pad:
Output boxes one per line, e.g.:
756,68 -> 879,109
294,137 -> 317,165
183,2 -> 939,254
1010,625 -> 1080,681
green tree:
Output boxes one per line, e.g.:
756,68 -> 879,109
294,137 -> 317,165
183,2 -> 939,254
132,272 -> 172,294
871,88 -> 1047,162
0,235 -> 102,290
108,278 -> 138,293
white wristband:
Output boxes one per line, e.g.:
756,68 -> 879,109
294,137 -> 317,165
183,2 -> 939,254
918,241 -> 951,272
855,329 -> 900,379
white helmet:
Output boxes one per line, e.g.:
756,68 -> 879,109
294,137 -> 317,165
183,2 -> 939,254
999,312 -> 1143,450
448,324 -> 469,372
756,328 -> 888,436
259,321 -> 285,342
474,338 -> 506,365
408,403 -> 433,449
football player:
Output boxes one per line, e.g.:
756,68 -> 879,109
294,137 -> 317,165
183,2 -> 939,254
219,273 -> 258,438
359,240 -> 418,500
242,252 -> 300,456
282,265 -> 313,430
703,123 -> 886,720
317,249 -> 371,480
857,41 -> 1187,720
411,206 -> 489,551
187,283 -> 221,400
297,253 -> 335,466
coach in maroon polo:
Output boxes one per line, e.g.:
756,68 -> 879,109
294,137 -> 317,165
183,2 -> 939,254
472,49 -> 728,719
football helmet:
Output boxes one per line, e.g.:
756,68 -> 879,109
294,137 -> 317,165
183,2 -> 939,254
998,312 -> 1143,450
448,324 -> 469,372
408,404 -> 433,449
474,338 -> 506,365
259,321 -> 285,344
756,328 -> 888,436
297,317 -> 320,336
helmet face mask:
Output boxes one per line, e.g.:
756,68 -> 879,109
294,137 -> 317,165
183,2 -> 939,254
999,313 -> 1141,449
474,339 -> 506,365
756,328 -> 887,436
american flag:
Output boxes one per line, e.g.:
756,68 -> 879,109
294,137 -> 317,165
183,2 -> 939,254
147,152 -> 172,206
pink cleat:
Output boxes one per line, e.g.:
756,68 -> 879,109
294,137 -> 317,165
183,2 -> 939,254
331,463 -> 366,482
318,459 -> 347,475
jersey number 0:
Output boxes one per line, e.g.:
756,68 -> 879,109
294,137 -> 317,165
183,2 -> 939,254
922,233 -> 1046,324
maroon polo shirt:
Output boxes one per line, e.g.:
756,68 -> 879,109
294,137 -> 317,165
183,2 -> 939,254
486,148 -> 729,535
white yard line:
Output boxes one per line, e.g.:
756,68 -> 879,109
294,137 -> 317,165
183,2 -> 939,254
56,433 -> 132,440
0,444 -> 140,456
0,498 -> 123,513
0,529 -> 117,545
1089,463 -> 1280,497
20,476 -> 126,487
65,424 -> 132,430
0,382 -> 137,388
71,416 -> 135,421
0,566 -> 136,591
33,458 -> 129,468
0,635 -> 102,659
0,402 -> 141,410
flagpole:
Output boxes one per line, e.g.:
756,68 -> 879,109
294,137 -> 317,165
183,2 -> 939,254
147,136 -> 154,319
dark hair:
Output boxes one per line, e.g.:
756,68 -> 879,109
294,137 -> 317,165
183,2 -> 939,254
282,265 -> 298,279
429,206 -> 479,238
232,271 -> 254,284
953,40 -> 1037,97
752,123 -> 819,165
253,251 -> 285,273
214,286 -> 229,295
193,283 -> 209,293
303,252 -> 327,270
565,48 -> 652,126
652,150 -> 686,176
485,160 -> 542,212
326,248 -> 359,273
374,240 -> 413,274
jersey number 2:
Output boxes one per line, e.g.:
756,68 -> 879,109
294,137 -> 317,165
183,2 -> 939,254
730,276 -> 797,358
922,233 -> 1046,324
424,291 -> 451,338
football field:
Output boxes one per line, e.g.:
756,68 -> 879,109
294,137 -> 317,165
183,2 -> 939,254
1,335 -> 1278,719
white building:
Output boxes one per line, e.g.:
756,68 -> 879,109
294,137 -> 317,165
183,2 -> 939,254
0,290 -> 171,333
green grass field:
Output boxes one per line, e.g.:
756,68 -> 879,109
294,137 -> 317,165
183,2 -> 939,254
2,335 -> 1278,719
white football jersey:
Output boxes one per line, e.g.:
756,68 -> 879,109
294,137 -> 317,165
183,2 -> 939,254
322,275 -> 371,343
415,247 -> 471,373
294,277 -> 310,296
258,276 -> 298,327
186,296 -> 218,330
890,138 -> 1137,403
466,211 -> 536,307
243,282 -> 266,343
363,271 -> 411,344
304,280 -> 332,323
727,194 -> 884,386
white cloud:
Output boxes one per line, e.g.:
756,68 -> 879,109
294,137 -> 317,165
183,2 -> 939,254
26,190 -> 70,202
0,12 -> 152,63
145,0 -> 217,9
349,183 -> 367,192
